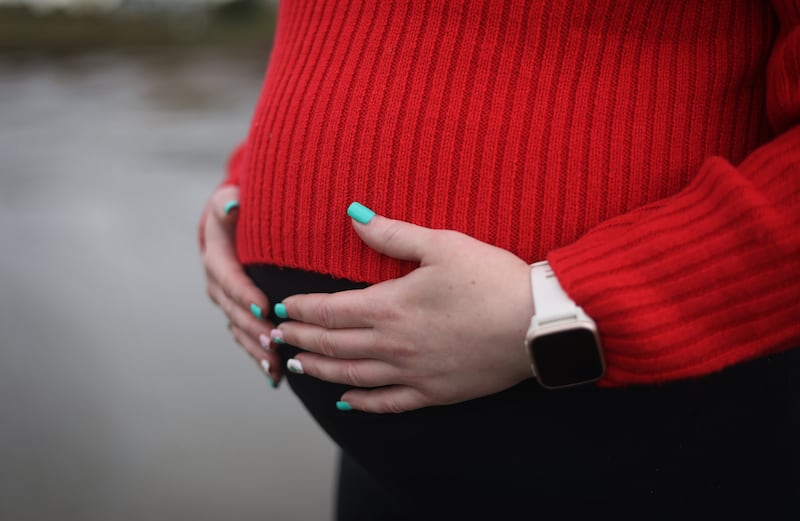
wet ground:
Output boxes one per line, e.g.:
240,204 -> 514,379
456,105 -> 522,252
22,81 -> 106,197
0,49 -> 336,521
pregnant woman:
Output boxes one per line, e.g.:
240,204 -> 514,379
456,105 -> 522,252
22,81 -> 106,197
199,1 -> 800,518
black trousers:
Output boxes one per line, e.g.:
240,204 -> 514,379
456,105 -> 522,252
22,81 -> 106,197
247,264 -> 800,520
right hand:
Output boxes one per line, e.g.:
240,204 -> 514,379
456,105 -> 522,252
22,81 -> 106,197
201,184 -> 282,388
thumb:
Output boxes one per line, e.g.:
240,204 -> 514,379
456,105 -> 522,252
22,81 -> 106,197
213,185 -> 241,226
199,184 -> 240,252
347,202 -> 431,262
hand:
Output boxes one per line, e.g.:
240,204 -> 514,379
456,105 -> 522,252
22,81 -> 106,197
201,185 -> 282,387
273,204 -> 535,413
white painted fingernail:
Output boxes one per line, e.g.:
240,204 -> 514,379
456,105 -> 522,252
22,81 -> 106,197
259,334 -> 272,351
260,359 -> 278,388
287,358 -> 304,374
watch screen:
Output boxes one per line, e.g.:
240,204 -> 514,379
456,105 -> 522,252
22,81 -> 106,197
532,328 -> 604,388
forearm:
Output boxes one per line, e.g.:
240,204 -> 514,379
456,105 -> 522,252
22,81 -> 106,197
549,126 -> 800,385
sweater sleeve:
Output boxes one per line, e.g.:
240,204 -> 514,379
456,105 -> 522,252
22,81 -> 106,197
547,1 -> 800,386
197,140 -> 248,252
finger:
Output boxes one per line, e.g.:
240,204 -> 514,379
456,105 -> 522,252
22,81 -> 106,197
278,289 -> 378,329
210,184 -> 241,224
288,353 -> 398,388
275,322 -> 381,359
204,219 -> 270,321
219,267 -> 271,322
347,202 -> 432,263
231,324 -> 282,388
338,386 -> 429,414
210,283 -> 275,350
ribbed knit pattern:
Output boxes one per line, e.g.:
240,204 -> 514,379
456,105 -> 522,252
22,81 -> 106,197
211,0 -> 800,385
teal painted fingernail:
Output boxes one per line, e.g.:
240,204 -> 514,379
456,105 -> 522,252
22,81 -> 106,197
223,200 -> 240,215
250,303 -> 264,319
267,375 -> 278,389
274,303 -> 288,318
336,401 -> 353,411
347,202 -> 376,224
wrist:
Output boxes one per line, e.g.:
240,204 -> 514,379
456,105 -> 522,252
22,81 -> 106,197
523,261 -> 605,389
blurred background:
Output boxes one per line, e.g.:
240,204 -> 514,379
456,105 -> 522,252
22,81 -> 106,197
0,1 -> 339,519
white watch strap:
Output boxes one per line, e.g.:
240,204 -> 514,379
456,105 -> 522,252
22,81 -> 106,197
530,261 -> 579,324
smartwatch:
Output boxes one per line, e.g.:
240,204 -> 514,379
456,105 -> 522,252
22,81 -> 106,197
524,261 -> 605,389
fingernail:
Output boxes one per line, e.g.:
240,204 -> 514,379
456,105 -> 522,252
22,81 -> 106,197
250,303 -> 265,320
336,401 -> 353,411
223,200 -> 240,215
287,358 -> 304,374
347,202 -> 376,224
274,303 -> 288,319
259,334 -> 272,351
261,360 -> 278,388
270,329 -> 285,344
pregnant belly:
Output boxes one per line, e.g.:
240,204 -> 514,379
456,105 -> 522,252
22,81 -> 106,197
244,264 -> 798,514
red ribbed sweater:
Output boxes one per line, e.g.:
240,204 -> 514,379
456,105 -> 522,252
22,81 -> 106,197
207,0 -> 800,386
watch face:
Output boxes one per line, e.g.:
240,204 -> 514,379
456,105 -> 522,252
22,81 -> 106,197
531,327 -> 604,389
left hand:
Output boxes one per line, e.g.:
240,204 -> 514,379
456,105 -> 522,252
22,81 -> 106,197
273,206 -> 535,413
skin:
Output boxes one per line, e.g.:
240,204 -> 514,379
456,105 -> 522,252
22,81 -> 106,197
202,187 -> 537,413
277,210 -> 536,413
201,185 -> 283,386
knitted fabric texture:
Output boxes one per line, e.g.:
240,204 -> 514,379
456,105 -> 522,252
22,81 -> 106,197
206,0 -> 800,385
